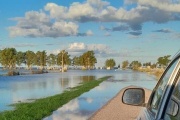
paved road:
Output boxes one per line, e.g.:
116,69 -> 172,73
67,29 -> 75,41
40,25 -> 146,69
90,86 -> 152,120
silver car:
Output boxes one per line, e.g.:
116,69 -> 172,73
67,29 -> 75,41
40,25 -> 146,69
122,52 -> 180,120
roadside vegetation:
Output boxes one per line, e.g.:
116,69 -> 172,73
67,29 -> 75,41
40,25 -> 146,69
0,76 -> 111,120
121,55 -> 171,79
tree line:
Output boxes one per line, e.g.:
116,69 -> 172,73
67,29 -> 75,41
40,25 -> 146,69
0,48 -> 171,71
121,55 -> 171,70
0,48 -> 97,70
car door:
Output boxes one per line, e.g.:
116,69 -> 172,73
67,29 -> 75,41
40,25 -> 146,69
164,75 -> 180,120
137,55 -> 180,120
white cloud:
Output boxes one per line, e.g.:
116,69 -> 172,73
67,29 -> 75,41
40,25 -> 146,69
67,42 -> 122,58
86,30 -> 93,36
68,43 -> 86,52
104,32 -> 111,36
87,0 -> 110,8
8,11 -> 79,38
43,0 -> 180,31
47,42 -> 121,58
125,0 -> 180,12
8,0 -> 180,37
44,3 -> 68,20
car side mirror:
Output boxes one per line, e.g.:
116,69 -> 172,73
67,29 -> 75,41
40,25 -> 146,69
122,88 -> 145,106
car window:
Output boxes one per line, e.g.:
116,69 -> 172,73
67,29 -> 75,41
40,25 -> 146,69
149,58 -> 179,116
165,76 -> 180,120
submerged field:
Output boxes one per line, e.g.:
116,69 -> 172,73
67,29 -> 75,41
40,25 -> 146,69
0,76 -> 111,120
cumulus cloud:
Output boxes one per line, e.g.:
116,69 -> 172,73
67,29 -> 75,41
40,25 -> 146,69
8,11 -> 79,38
125,0 -> 180,12
66,42 -> 122,57
47,42 -> 121,58
43,0 -> 180,31
68,43 -> 86,52
44,2 -> 99,22
8,0 -> 180,37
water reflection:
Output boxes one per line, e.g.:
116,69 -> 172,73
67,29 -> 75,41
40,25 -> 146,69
0,70 -> 157,113
44,99 -> 92,120
0,71 -> 100,112
44,70 -> 157,120
80,76 -> 96,82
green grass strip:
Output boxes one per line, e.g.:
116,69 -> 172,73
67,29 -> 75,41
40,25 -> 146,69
0,76 -> 111,120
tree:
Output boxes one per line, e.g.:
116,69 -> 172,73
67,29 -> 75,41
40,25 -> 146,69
25,50 -> 36,70
16,51 -> 25,67
143,62 -> 151,67
122,60 -> 129,69
157,55 -> 171,67
47,53 -> 57,67
105,59 -> 116,69
0,48 -> 17,69
79,51 -> 97,69
151,63 -> 157,69
35,51 -> 47,70
57,50 -> 71,72
130,61 -> 142,70
72,56 -> 81,66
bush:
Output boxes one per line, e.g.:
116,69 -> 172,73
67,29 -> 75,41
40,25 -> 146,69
7,70 -> 19,76
31,70 -> 48,74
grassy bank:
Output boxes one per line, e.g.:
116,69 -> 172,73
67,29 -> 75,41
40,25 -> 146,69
138,67 -> 164,80
0,76 -> 111,120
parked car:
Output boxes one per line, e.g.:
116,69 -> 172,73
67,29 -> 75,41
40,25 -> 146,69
122,52 -> 180,120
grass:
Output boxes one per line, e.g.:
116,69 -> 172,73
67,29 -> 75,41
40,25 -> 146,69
0,76 -> 111,120
138,67 -> 164,80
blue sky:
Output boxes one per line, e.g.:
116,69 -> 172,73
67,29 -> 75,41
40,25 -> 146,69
0,0 -> 180,67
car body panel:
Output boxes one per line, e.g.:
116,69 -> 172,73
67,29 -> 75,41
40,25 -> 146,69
122,51 -> 180,120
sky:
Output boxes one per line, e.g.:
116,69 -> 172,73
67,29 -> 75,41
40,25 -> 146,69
0,0 -> 180,67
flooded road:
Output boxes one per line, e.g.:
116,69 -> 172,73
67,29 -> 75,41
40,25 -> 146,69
0,69 -> 157,116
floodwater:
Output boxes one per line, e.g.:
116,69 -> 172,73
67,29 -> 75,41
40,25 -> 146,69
0,69 -> 157,119
44,70 -> 157,120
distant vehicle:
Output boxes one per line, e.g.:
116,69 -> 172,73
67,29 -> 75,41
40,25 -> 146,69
122,51 -> 180,120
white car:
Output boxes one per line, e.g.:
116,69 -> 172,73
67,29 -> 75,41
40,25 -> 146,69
122,52 -> 180,120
